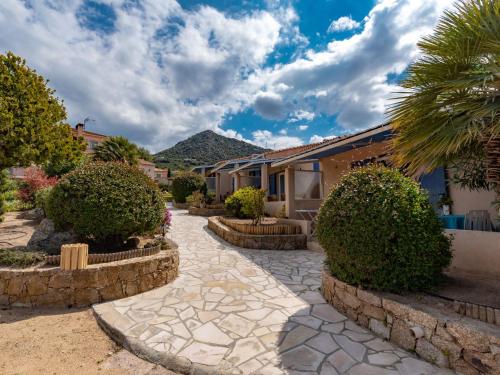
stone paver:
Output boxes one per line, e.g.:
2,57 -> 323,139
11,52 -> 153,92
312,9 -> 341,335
94,210 -> 453,374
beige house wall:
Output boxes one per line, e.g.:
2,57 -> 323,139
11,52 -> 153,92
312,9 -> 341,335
447,229 -> 500,277
320,141 -> 391,195
448,182 -> 498,222
219,171 -> 233,199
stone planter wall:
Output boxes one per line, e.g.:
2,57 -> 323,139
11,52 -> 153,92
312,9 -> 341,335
321,270 -> 500,374
0,250 -> 179,308
45,244 -> 161,265
208,216 -> 307,250
188,206 -> 226,217
173,202 -> 190,209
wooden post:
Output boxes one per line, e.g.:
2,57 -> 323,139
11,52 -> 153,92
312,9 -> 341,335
60,243 -> 89,270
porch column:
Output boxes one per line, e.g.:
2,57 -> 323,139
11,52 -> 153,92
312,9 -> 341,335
234,173 -> 241,191
285,166 -> 295,218
261,163 -> 269,195
215,173 -> 221,202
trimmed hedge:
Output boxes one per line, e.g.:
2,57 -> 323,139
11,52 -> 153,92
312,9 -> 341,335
316,165 -> 452,293
46,162 -> 164,245
171,172 -> 206,203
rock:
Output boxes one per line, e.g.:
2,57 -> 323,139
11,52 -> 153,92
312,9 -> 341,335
357,289 -> 382,307
19,208 -> 44,221
27,218 -> 79,254
390,319 -> 416,351
369,318 -> 390,339
415,338 -> 449,368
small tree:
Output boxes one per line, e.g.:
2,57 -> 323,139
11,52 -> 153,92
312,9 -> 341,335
171,172 -> 206,203
225,187 -> 265,225
0,52 -> 84,219
389,0 -> 500,198
93,136 -> 140,165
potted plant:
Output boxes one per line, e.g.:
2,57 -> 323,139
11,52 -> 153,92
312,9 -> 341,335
438,194 -> 453,216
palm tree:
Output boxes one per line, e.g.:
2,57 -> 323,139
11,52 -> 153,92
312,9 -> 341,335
93,136 -> 139,165
389,0 -> 500,194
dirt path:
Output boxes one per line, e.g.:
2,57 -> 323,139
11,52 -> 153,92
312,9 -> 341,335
0,307 -> 177,375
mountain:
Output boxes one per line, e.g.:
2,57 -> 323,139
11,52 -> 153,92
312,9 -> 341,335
154,130 -> 270,170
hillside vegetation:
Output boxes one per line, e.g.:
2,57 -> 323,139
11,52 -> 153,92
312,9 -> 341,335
154,130 -> 269,170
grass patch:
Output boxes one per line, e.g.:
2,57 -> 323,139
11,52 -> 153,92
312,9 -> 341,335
0,248 -> 46,267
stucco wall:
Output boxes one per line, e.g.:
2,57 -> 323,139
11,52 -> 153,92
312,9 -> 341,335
264,201 -> 285,217
447,229 -> 500,277
320,141 -> 391,195
219,170 -> 233,198
448,182 -> 498,224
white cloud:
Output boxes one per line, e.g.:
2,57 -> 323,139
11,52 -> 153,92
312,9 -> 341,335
327,16 -> 360,33
0,0 -> 455,153
260,0 -> 455,132
0,0 -> 282,151
278,129 -> 287,135
298,125 -> 308,131
288,109 -> 315,122
309,134 -> 335,143
251,130 -> 303,150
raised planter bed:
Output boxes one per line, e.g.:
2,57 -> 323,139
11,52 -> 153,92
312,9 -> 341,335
188,206 -> 226,217
208,216 -> 307,250
45,244 -> 161,265
173,202 -> 190,209
0,249 -> 179,308
219,216 -> 302,235
321,270 -> 500,374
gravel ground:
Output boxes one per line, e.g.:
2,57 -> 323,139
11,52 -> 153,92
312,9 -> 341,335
0,307 -> 178,375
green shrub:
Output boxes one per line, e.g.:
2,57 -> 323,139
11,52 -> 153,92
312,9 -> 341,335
0,248 -> 46,267
35,186 -> 53,214
225,187 -> 265,224
171,172 -> 206,203
0,170 -> 8,221
46,162 -> 165,245
316,165 -> 452,293
162,191 -> 173,202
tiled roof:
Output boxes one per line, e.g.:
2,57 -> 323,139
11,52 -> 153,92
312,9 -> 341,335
261,141 -> 329,160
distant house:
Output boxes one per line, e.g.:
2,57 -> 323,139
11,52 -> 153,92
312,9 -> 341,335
154,168 -> 170,185
9,123 -> 157,180
72,123 -> 107,153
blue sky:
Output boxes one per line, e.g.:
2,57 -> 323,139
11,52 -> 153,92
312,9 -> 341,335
0,0 -> 454,151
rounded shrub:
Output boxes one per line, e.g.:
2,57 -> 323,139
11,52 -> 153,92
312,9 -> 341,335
225,187 -> 265,224
171,172 -> 206,203
46,162 -> 164,245
316,165 -> 452,293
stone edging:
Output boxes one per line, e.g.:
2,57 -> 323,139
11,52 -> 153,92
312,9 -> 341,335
219,217 -> 301,235
321,270 -> 500,374
188,206 -> 226,217
0,250 -> 179,308
45,244 -> 161,265
208,216 -> 307,250
173,202 -> 190,209
94,308 -> 233,375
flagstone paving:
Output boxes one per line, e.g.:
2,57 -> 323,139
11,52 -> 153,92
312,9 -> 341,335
94,210 -> 453,375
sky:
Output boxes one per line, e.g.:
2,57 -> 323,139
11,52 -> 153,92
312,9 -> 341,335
0,0 -> 455,152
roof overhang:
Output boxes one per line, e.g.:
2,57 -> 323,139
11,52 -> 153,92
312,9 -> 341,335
271,123 -> 393,168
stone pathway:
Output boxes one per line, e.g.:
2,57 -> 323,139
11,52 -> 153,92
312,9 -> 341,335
94,210 -> 452,375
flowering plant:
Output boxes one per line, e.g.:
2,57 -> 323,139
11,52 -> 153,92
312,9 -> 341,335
17,167 -> 58,204
162,208 -> 172,236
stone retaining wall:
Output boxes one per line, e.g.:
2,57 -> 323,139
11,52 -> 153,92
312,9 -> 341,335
188,206 -> 226,217
0,250 -> 179,308
173,202 -> 190,209
208,216 -> 307,250
321,270 -> 500,374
